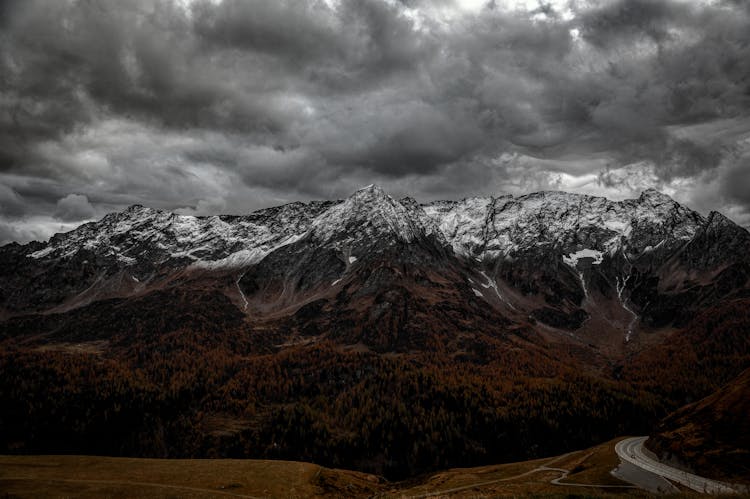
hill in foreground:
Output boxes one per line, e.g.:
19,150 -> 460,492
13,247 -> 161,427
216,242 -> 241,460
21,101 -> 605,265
648,367 -> 750,485
0,438 -> 648,498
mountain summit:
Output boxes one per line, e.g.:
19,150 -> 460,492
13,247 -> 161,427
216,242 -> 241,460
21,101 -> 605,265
1,186 -> 748,343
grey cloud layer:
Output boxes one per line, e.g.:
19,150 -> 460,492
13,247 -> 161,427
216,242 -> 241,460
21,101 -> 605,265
1,0 -> 750,244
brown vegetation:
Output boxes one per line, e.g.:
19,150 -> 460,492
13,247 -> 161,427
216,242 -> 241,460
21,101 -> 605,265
647,367 -> 750,485
1,284 -> 749,481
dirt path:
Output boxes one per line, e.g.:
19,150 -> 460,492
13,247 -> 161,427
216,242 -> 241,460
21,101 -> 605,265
408,451 -> 636,498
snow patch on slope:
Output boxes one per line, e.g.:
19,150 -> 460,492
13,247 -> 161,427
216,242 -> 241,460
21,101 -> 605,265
236,272 -> 249,311
28,247 -> 55,259
479,270 -> 517,310
562,249 -> 603,302
616,274 -> 638,342
563,248 -> 603,267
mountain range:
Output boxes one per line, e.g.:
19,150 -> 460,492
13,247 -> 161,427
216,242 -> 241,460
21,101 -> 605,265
1,185 -> 749,480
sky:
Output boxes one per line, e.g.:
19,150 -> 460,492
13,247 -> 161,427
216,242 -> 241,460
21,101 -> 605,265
1,0 -> 750,244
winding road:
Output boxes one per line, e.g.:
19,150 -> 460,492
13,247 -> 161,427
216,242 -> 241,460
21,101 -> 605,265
615,436 -> 742,494
409,452 -> 636,498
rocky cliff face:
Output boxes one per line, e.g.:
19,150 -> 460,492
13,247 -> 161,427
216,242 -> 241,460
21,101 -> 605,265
2,185 -> 748,349
425,188 -> 704,260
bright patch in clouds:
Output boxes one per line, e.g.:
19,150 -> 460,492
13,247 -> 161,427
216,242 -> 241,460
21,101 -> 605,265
454,0 -> 486,11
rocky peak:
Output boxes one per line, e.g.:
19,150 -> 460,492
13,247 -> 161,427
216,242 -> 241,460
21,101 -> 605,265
695,210 -> 750,247
123,203 -> 150,213
309,185 -> 428,250
354,183 -> 384,196
673,210 -> 750,271
637,188 -> 675,206
112,204 -> 162,222
626,190 -> 704,251
705,211 -> 737,230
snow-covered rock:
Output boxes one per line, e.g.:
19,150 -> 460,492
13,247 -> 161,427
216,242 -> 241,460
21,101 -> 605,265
308,185 -> 439,253
17,186 -> 712,272
424,189 -> 705,261
6,185 -> 749,330
22,201 -> 333,270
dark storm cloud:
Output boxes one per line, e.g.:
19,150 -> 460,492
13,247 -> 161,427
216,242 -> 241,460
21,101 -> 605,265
0,184 -> 26,217
723,157 -> 750,206
2,0 -> 750,244
55,193 -> 96,221
192,0 -> 348,65
569,0 -> 750,171
578,0 -> 688,47
1,0 -> 286,158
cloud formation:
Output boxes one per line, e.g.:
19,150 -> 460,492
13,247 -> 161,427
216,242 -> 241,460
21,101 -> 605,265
55,194 -> 96,222
1,0 -> 750,244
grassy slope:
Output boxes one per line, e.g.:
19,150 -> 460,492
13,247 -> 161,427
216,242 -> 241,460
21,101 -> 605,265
0,439 -> 710,498
648,367 -> 750,485
0,455 -> 380,498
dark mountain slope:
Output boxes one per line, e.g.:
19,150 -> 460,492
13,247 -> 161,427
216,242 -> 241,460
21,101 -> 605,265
621,298 -> 750,409
647,367 -> 750,485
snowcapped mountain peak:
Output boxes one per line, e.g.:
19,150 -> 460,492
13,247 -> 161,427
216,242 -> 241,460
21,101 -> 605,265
347,183 -> 391,203
309,185 -> 429,251
117,203 -> 160,219
14,186 -> 721,274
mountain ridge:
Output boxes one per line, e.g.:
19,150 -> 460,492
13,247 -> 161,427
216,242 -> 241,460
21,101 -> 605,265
2,187 -> 748,341
7,187 -> 731,264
